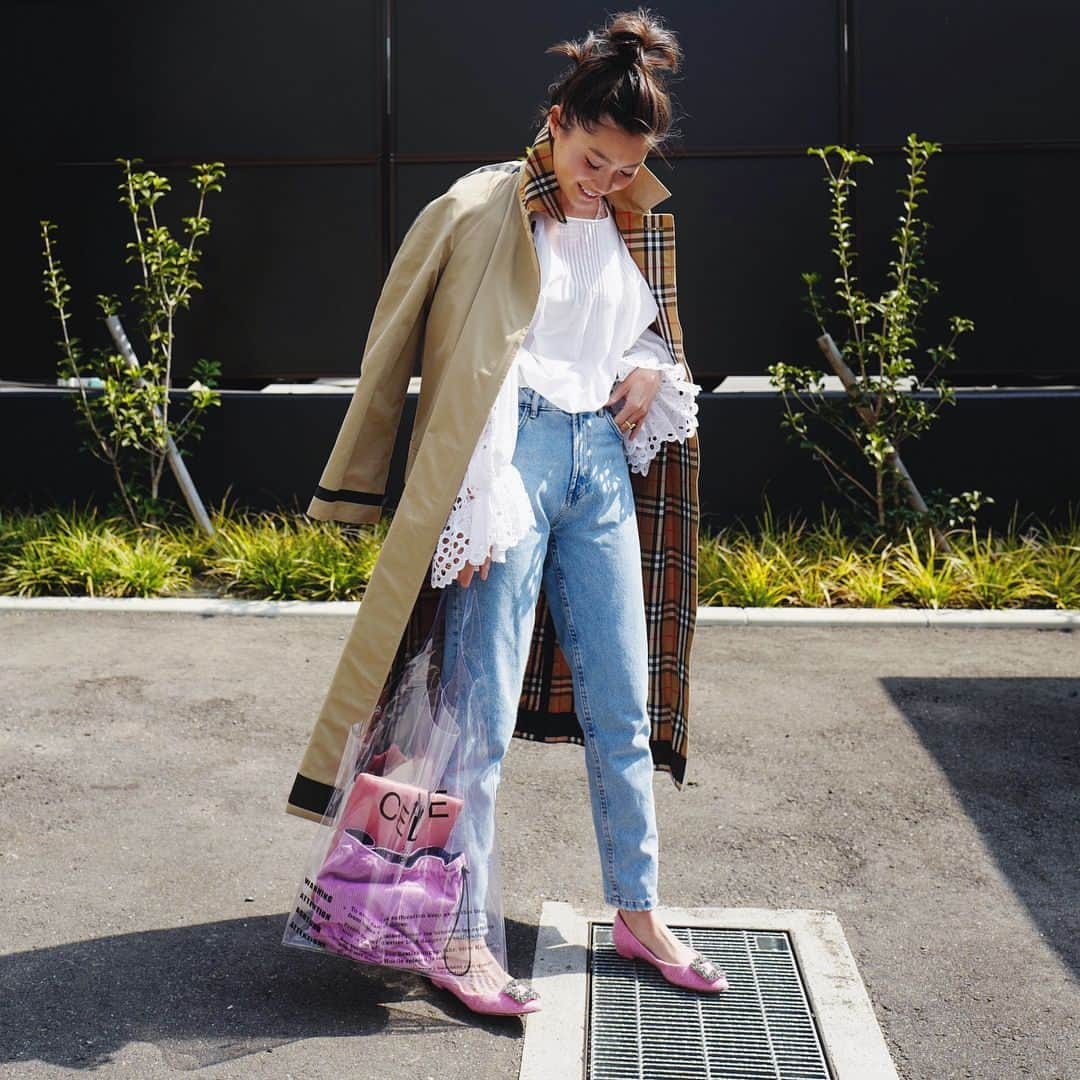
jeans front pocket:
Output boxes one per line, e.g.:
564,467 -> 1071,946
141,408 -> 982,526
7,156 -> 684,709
602,406 -> 627,441
518,403 -> 531,431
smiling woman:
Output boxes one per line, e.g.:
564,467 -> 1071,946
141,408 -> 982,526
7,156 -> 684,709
288,5 -> 715,1020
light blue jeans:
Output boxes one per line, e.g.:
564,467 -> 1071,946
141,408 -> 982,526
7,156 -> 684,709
439,383 -> 660,928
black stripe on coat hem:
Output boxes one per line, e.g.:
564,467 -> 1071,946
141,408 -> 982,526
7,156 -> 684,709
287,772 -> 337,819
313,486 -> 383,506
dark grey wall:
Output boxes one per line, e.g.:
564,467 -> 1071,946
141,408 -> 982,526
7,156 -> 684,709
3,389 -> 1077,535
8,1 -> 1079,391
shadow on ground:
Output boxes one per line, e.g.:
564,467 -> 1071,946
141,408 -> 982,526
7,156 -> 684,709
885,673 -> 1079,978
0,913 -> 538,1071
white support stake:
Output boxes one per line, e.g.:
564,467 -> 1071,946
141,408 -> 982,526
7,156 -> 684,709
105,314 -> 217,541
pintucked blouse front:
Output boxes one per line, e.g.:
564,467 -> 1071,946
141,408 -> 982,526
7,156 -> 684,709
428,202 -> 702,590
516,203 -> 660,411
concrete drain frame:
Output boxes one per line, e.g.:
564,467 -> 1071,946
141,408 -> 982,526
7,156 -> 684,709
519,903 -> 898,1080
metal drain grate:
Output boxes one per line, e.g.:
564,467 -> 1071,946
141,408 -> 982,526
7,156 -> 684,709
586,924 -> 833,1080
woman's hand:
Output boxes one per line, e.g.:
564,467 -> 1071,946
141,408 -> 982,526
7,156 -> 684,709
457,551 -> 492,587
606,368 -> 662,440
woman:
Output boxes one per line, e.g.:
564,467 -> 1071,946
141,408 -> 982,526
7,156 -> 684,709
289,9 -> 725,1016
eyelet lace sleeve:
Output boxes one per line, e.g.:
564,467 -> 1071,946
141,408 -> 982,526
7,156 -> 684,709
429,363 -> 535,588
612,326 -> 702,477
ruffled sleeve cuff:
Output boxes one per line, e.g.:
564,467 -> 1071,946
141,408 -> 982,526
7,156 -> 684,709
429,461 -> 535,589
614,334 -> 702,477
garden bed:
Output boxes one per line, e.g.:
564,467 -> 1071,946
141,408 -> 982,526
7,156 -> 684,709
1,504 -> 1077,609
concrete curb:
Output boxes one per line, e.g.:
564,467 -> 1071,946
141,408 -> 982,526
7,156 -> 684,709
0,594 -> 1076,628
696,604 -> 1079,629
0,595 -> 363,617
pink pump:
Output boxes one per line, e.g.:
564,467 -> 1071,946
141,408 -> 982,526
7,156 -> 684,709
428,972 -> 542,1016
611,911 -> 729,993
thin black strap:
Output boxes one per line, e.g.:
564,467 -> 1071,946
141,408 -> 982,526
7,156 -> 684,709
441,864 -> 473,976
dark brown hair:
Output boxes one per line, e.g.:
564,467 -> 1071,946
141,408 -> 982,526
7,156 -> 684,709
537,7 -> 684,149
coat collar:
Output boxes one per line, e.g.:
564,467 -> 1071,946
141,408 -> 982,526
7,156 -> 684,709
518,121 -> 672,222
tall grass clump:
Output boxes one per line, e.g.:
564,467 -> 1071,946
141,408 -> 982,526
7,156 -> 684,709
202,510 -> 386,600
0,506 -> 189,597
0,503 -> 388,601
697,497 -> 1080,610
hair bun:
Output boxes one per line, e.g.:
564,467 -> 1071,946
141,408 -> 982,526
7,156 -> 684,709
610,31 -> 644,67
541,8 -> 684,143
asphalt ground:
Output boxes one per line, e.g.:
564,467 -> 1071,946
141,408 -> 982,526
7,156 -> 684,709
0,610 -> 1077,1079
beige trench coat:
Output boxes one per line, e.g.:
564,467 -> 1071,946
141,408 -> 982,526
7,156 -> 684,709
287,123 -> 699,823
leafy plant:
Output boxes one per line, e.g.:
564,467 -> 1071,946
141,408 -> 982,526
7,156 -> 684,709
825,546 -> 906,608
886,527 -> 961,609
40,158 -> 226,527
1025,533 -> 1080,610
201,510 -> 388,601
768,134 -> 985,547
698,537 -> 798,608
0,506 -> 190,598
944,525 -> 1046,609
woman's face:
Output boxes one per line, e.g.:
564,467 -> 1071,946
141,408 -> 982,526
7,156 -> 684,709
547,105 -> 652,216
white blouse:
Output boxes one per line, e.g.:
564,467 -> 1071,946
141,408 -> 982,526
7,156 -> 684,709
429,203 -> 701,589
516,205 -> 660,410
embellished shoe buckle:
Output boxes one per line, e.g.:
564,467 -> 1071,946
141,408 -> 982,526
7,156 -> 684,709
689,955 -> 723,982
503,979 -> 541,1004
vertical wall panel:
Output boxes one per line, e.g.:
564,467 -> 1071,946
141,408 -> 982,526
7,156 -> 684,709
10,0 -> 381,161
856,1 -> 1078,145
7,0 -> 382,385
647,0 -> 841,148
854,148 -> 1080,383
